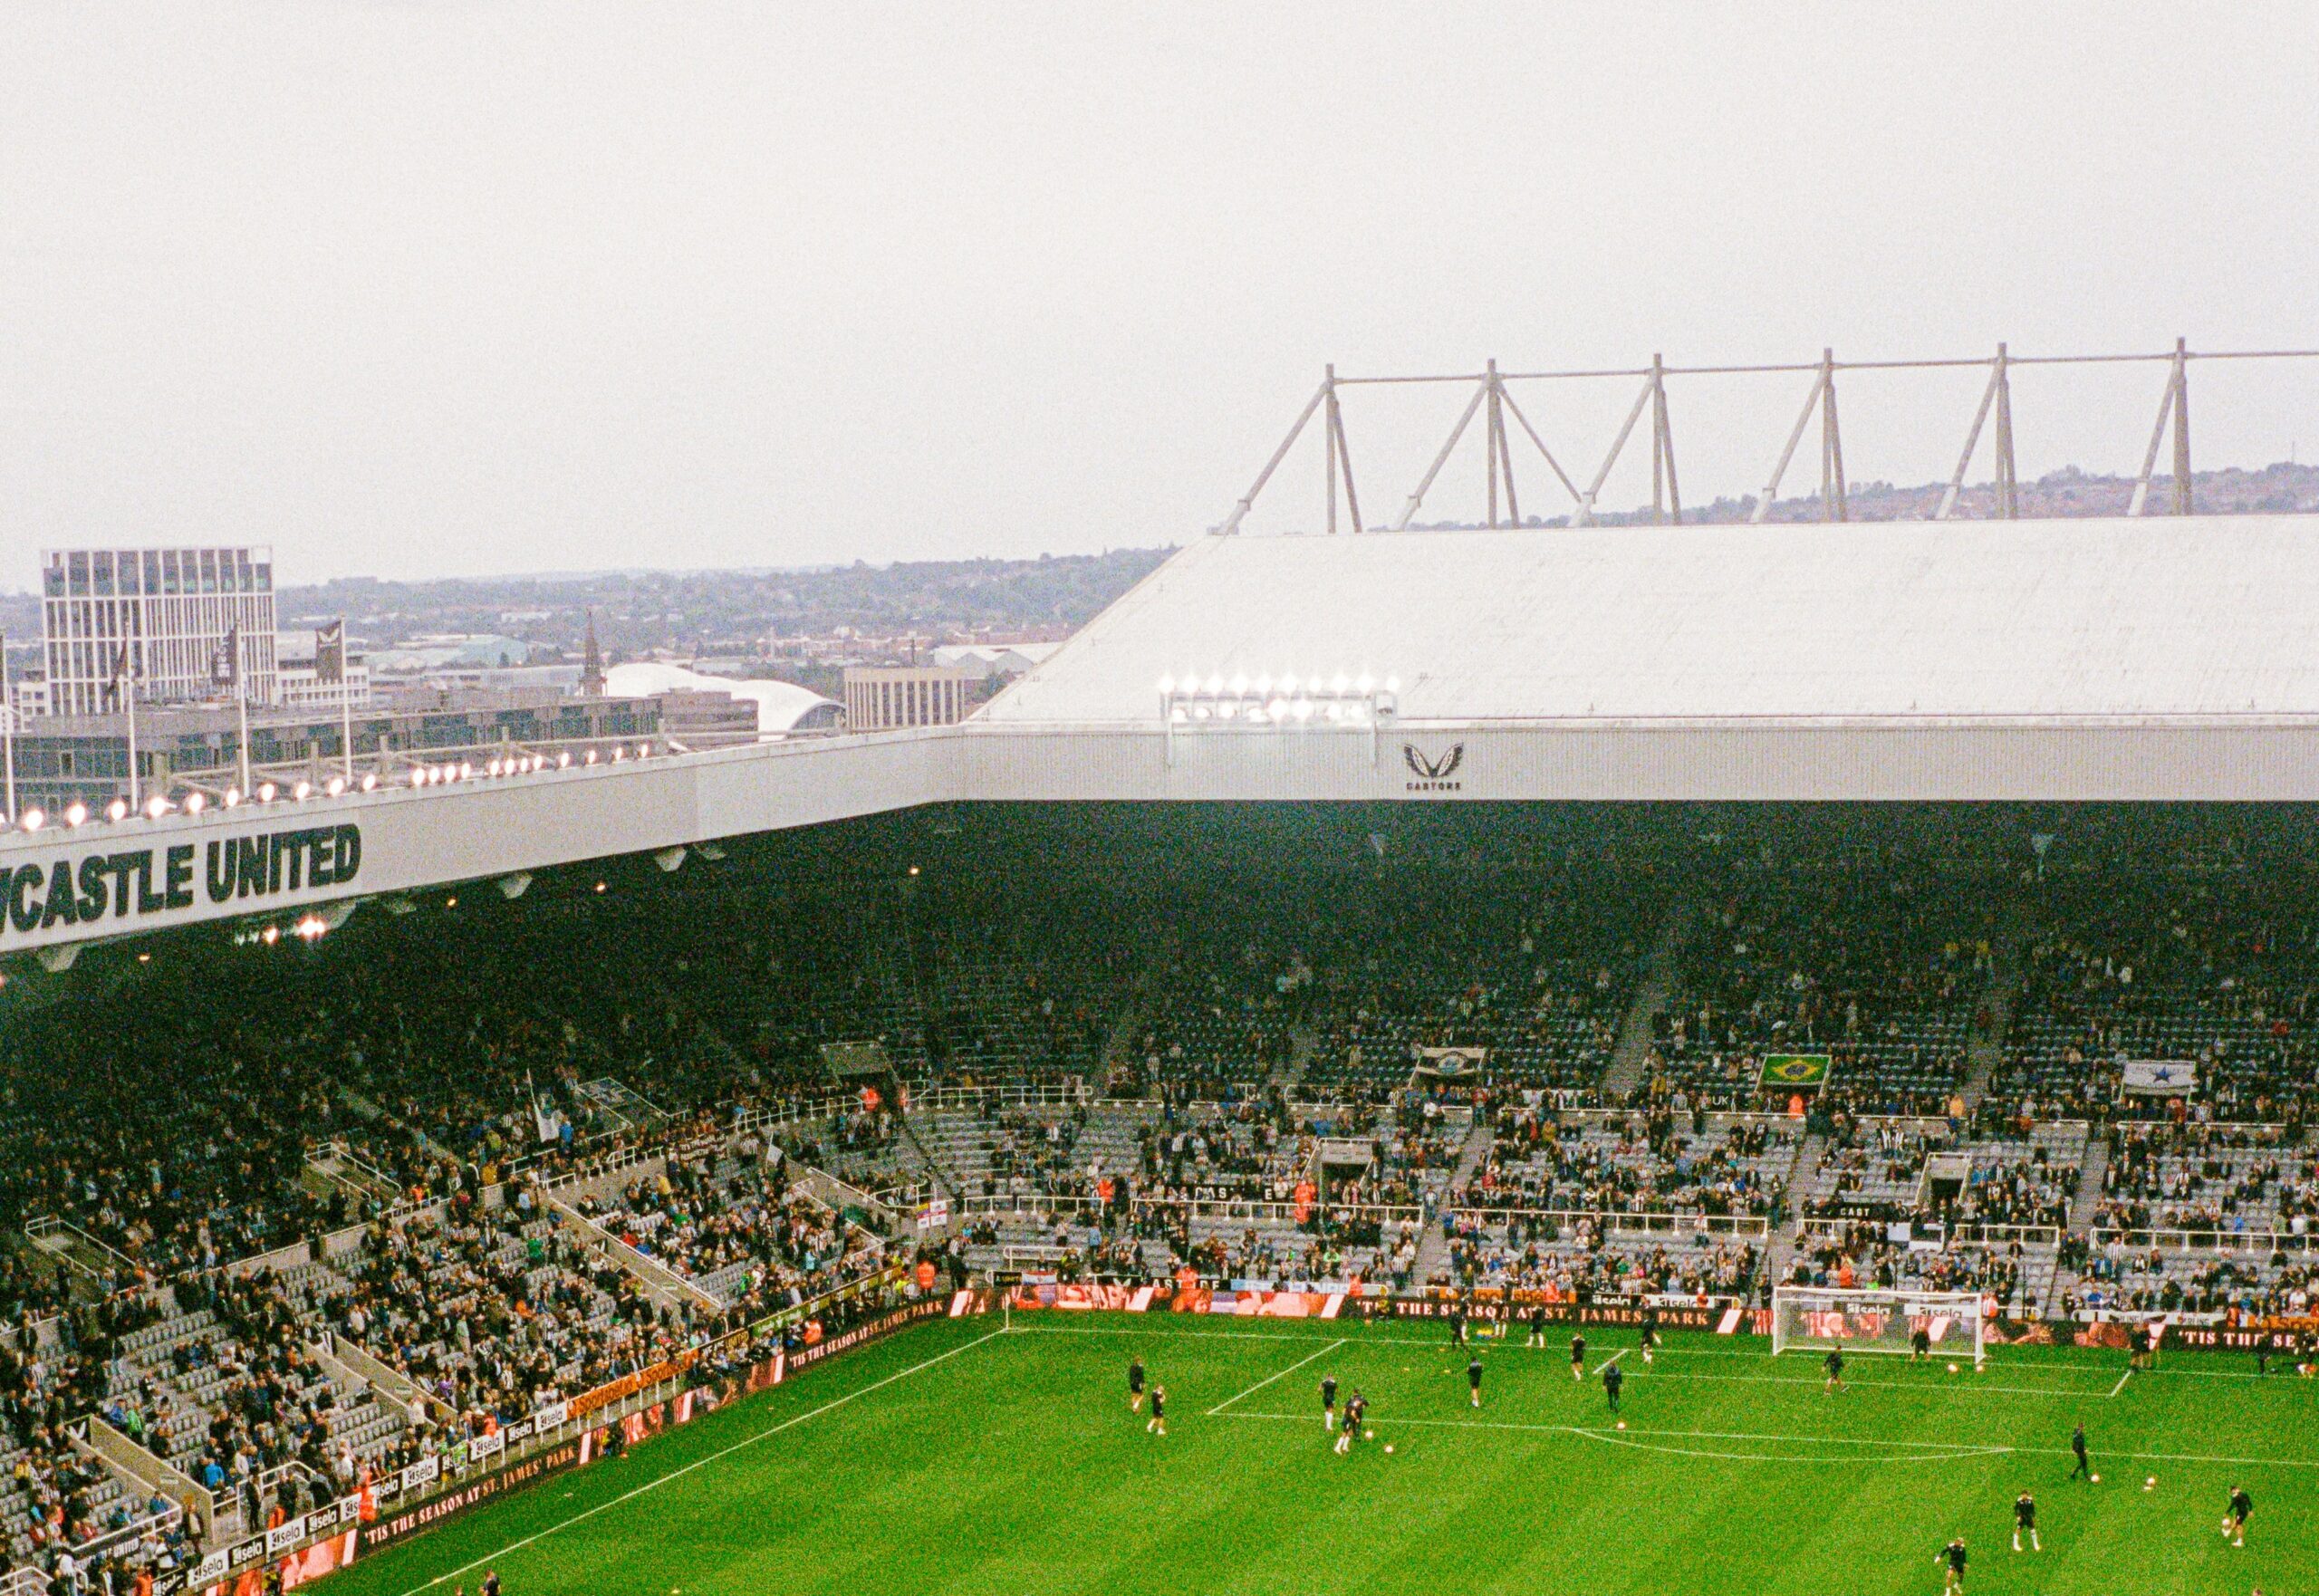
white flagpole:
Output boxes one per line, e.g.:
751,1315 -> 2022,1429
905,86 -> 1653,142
236,629 -> 252,795
1,632 -> 14,823
338,624 -> 354,785
124,649 -> 140,812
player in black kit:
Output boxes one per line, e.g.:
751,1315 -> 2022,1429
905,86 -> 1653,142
2223,1485 -> 2253,1547
1321,1373 -> 1338,1432
1146,1384 -> 1166,1437
2067,1423 -> 2092,1481
2012,1492 -> 2038,1552
1823,1348 -> 1846,1392
1128,1357 -> 1146,1413
1936,1537 -> 1967,1594
1527,1303 -> 1548,1348
1570,1332 -> 1588,1380
1602,1359 -> 1623,1413
1639,1303 -> 1660,1365
1467,1356 -> 1484,1409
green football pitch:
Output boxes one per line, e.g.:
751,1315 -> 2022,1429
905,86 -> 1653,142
318,1311 -> 2318,1596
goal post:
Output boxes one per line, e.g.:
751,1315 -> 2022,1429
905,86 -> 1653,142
1770,1285 -> 1988,1364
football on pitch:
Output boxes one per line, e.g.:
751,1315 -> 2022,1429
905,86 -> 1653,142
1616,1421 -> 1626,1430
2145,1477 -> 2156,1490
1948,1362 -> 1958,1373
2091,1474 -> 2101,1483
1365,1429 -> 1375,1439
1384,1445 -> 1394,1454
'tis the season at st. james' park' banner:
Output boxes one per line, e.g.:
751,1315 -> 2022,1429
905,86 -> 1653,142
0,823 -> 362,939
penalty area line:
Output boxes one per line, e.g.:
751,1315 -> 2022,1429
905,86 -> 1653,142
396,1325 -> 1008,1596
2109,1369 -> 2132,1399
1208,1338 -> 1348,1416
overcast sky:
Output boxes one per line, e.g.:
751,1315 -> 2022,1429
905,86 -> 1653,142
4,3 -> 2314,585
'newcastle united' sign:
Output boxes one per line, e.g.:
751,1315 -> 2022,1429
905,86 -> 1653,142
0,823 -> 362,940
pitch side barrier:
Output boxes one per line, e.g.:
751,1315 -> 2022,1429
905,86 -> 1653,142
176,1266 -> 981,1596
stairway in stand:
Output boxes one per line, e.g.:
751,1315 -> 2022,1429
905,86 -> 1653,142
1599,900 -> 1693,1100
1407,1115 -> 1495,1286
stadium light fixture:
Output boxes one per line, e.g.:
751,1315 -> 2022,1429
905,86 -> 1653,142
106,799 -> 129,822
20,807 -> 43,832
293,780 -> 313,801
1160,670 -> 1398,768
360,773 -> 378,792
65,803 -> 88,827
293,913 -> 328,941
257,782 -> 277,803
558,752 -> 573,769
325,776 -> 345,797
185,793 -> 207,815
144,795 -> 171,819
225,786 -> 242,808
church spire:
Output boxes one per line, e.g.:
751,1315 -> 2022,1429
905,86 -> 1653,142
580,610 -> 605,697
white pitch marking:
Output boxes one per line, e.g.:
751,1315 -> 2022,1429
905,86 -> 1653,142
1209,1409 -> 2319,1469
1208,1338 -> 1348,1415
2108,1369 -> 2132,1399
396,1326 -> 1007,1596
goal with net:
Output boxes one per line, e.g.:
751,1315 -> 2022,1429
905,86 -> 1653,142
1770,1285 -> 1988,1364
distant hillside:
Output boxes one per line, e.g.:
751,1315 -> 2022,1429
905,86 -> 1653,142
274,547 -> 1177,660
1428,459 -> 2319,529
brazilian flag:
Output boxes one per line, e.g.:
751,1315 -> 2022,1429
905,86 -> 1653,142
1759,1053 -> 1833,1089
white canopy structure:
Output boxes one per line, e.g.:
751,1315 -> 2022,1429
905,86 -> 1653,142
983,516 -> 2319,725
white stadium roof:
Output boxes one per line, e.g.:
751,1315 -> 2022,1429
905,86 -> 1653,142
13,512 -> 2319,961
980,515 -> 2319,726
605,662 -> 839,734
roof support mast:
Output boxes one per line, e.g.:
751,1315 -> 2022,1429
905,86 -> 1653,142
1817,349 -> 1848,521
1218,375 -> 1330,535
1751,354 -> 1833,524
2129,337 -> 2194,516
1572,371 -> 1657,527
1392,375 -> 1489,532
1935,344 -> 2019,519
1484,360 -> 1522,528
1323,365 -> 1364,534
1650,353 -> 1680,524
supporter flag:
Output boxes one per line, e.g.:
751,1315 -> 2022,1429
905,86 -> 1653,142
101,642 -> 132,708
316,619 -> 346,684
1759,1053 -> 1833,1089
524,1070 -> 561,1144
2121,1060 -> 2198,1096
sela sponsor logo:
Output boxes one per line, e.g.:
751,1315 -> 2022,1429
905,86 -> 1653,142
0,823 -> 361,939
1401,742 -> 1465,792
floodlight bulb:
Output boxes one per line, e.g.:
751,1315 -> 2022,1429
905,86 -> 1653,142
65,803 -> 88,827
19,807 -> 43,832
325,777 -> 345,796
106,799 -> 129,822
1253,674 -> 1272,695
1357,674 -> 1374,693
257,782 -> 277,803
293,781 -> 312,801
1156,676 -> 1174,695
1229,674 -> 1248,695
361,774 -> 378,791
226,787 -> 243,807
145,795 -> 170,817
185,793 -> 207,814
